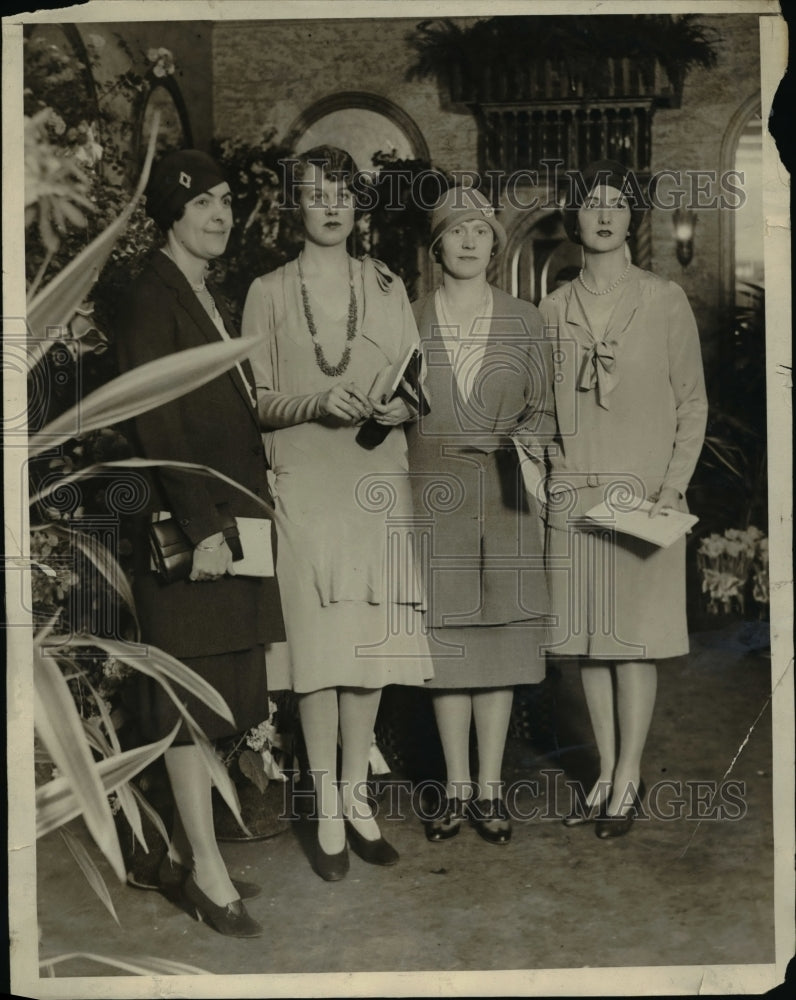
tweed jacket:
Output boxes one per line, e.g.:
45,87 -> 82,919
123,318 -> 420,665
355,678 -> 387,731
406,286 -> 554,628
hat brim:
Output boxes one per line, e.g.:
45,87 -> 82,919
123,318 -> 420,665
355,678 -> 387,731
429,210 -> 507,259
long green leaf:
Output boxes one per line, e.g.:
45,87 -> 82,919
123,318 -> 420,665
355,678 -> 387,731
42,635 -> 248,829
80,691 -> 145,849
49,524 -> 139,636
60,827 -> 119,924
26,114 -> 160,368
703,438 -> 744,478
29,334 -> 262,456
128,781 -> 170,853
36,723 -> 179,838
30,457 -> 274,519
34,646 -> 125,880
56,635 -> 235,725
39,952 -> 208,976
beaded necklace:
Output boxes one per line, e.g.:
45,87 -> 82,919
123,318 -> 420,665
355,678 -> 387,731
578,258 -> 631,296
297,254 -> 357,377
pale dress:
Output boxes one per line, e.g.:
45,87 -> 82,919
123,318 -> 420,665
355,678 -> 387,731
538,267 -> 708,660
242,257 -> 433,692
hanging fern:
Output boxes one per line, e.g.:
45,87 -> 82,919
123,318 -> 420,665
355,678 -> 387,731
406,14 -> 718,100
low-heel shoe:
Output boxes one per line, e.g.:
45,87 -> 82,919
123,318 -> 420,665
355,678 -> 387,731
158,856 -> 261,898
595,780 -> 647,840
345,820 -> 399,866
426,796 -> 468,842
182,874 -> 263,938
466,798 -> 512,845
314,843 -> 350,881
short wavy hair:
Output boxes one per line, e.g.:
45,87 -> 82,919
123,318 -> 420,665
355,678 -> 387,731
285,144 -> 371,214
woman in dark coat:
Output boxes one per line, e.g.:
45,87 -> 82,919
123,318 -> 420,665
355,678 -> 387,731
116,150 -> 284,935
407,186 -> 554,845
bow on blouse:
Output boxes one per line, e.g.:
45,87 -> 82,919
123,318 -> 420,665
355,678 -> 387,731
578,339 -> 619,409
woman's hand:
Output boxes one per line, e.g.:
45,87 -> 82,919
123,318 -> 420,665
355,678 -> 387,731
190,532 -> 235,581
317,382 -> 373,425
371,397 -> 413,425
649,486 -> 681,518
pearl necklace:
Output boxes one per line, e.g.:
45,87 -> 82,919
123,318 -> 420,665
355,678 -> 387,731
578,259 -> 631,296
298,254 -> 357,377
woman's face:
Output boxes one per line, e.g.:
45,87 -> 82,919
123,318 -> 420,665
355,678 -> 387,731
299,164 -> 355,247
438,219 -> 495,280
576,183 -> 632,253
170,182 -> 233,262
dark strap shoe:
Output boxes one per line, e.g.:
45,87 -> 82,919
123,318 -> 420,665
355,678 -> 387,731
466,798 -> 512,845
425,796 -> 468,842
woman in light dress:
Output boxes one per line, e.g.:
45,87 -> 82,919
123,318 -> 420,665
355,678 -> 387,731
242,146 -> 432,879
539,159 -> 707,837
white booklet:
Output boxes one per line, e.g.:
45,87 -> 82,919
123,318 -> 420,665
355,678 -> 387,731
583,499 -> 698,548
233,517 -> 275,576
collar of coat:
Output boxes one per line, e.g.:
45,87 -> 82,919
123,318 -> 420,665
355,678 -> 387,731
149,249 -> 260,425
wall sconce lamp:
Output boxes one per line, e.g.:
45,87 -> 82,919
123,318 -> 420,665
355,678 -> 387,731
673,208 -> 697,268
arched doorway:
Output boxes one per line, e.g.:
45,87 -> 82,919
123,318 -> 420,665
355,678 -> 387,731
719,95 -> 763,319
501,209 -> 581,304
285,91 -> 430,171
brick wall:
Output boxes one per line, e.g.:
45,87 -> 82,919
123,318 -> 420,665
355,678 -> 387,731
211,14 -> 761,347
212,17 -> 478,171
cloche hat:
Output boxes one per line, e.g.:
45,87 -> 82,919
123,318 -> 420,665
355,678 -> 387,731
429,185 -> 507,258
145,149 -> 227,232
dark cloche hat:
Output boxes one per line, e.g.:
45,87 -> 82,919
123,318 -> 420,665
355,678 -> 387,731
145,149 -> 227,232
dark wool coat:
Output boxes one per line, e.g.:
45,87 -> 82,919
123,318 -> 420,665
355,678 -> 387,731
116,250 -> 284,661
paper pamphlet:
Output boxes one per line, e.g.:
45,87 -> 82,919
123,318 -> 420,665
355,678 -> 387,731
583,499 -> 698,548
233,517 -> 275,576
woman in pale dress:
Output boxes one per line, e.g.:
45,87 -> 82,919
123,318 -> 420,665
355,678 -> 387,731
539,160 -> 708,837
407,186 -> 554,845
242,146 -> 431,879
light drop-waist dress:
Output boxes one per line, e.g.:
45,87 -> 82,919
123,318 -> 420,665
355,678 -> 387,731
242,256 -> 433,693
538,267 -> 708,660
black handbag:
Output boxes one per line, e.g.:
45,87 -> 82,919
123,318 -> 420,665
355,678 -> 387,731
149,511 -> 242,583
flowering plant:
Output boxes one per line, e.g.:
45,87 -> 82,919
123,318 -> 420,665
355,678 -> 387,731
216,696 -> 294,794
697,525 -> 768,615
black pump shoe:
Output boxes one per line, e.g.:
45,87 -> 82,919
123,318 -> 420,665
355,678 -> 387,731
344,820 -> 399,866
157,856 -> 261,899
181,875 -> 263,938
466,798 -> 512,845
426,796 -> 468,842
595,780 -> 647,840
313,841 -> 350,881
562,783 -> 612,828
